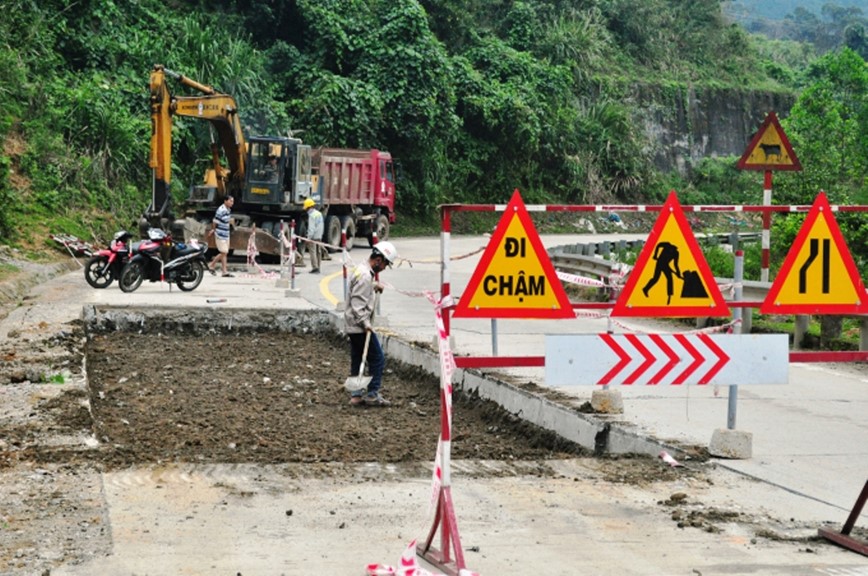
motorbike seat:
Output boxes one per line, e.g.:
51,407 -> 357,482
173,244 -> 203,257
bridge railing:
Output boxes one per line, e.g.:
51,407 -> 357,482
548,243 -> 868,352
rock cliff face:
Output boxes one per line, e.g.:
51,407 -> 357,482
635,85 -> 797,174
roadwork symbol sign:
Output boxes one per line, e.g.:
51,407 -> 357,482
761,191 -> 868,314
453,189 -> 573,319
737,111 -> 802,171
612,191 -> 730,318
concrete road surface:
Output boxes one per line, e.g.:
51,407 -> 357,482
15,233 -> 868,575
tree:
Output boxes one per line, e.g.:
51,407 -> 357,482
776,47 -> 867,344
780,48 -> 867,203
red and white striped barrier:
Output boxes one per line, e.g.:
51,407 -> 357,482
451,202 -> 868,214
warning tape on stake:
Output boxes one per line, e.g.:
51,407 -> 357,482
364,293 -> 477,576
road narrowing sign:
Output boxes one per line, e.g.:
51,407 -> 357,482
453,189 -> 574,319
545,333 -> 789,386
612,190 -> 730,318
761,191 -> 868,314
737,111 -> 801,171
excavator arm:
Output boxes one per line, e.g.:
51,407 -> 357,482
145,64 -> 247,228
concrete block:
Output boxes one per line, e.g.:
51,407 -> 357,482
591,389 -> 624,414
284,288 -> 301,298
275,278 -> 290,289
709,428 -> 752,459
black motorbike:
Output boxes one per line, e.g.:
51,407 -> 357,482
118,228 -> 207,293
84,230 -> 132,288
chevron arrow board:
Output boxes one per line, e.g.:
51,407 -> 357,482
545,334 -> 789,386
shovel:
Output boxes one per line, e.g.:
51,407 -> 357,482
344,290 -> 380,393
344,329 -> 373,392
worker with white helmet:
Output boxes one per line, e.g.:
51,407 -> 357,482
303,198 -> 324,273
345,240 -> 398,407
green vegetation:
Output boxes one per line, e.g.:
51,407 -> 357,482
0,0 -> 864,264
724,1 -> 867,58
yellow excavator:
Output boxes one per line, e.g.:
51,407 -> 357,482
142,64 -> 314,255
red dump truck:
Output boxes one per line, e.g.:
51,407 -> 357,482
311,148 -> 396,251
145,65 -> 397,257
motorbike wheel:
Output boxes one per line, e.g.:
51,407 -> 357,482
177,260 -> 204,292
119,261 -> 145,293
84,255 -> 114,288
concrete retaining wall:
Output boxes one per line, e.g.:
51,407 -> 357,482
383,334 -> 669,459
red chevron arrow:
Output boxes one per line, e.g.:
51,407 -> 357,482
624,334 -> 655,384
698,333 -> 730,384
598,333 -> 631,385
648,334 -> 679,385
673,334 -> 703,385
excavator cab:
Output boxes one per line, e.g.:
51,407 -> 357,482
245,137 -> 313,208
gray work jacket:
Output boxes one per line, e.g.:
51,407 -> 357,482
344,261 -> 376,334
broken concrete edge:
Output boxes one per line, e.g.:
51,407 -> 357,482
80,304 -> 689,462
81,304 -> 333,337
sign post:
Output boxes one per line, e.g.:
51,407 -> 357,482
736,111 -> 802,282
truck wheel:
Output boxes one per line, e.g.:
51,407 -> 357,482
325,215 -> 341,252
368,214 -> 390,247
340,216 -> 356,251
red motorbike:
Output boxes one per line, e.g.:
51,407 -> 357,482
84,230 -> 133,289
118,228 -> 207,293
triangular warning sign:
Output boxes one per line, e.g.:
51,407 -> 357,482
737,111 -> 802,171
453,189 -> 573,319
612,191 -> 730,318
761,191 -> 868,314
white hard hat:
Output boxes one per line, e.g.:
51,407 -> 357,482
372,240 -> 397,265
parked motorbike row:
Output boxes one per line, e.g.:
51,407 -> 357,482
84,228 -> 208,293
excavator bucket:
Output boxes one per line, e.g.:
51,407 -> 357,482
229,226 -> 282,256
181,220 -> 282,257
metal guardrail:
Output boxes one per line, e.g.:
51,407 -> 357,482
549,238 -> 868,352
551,231 -> 760,260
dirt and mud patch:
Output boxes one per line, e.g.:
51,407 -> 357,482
78,330 -> 588,468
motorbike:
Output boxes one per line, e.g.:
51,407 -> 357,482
118,228 -> 207,293
84,230 -> 133,288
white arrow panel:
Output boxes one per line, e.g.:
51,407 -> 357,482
545,334 -> 789,386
